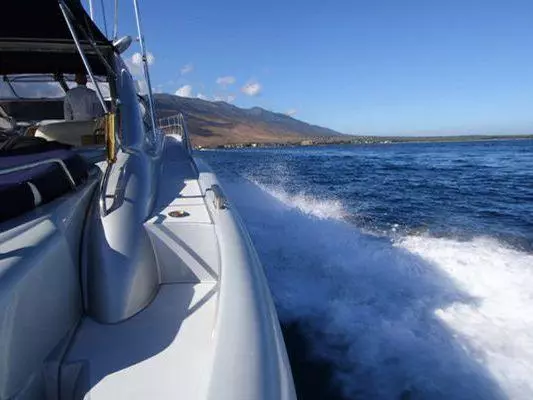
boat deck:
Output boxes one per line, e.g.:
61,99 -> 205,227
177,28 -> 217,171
63,282 -> 217,399
61,138 -> 220,399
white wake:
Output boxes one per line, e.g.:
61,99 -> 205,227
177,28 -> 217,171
399,235 -> 533,400
223,177 -> 533,399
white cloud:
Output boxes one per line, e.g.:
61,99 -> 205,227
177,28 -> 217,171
213,94 -> 236,103
131,53 -> 142,66
175,85 -> 193,97
180,63 -> 194,75
123,53 -> 157,96
126,52 -> 155,77
216,76 -> 236,87
131,52 -> 155,66
197,93 -> 209,100
286,109 -> 297,117
147,53 -> 155,65
241,81 -> 261,96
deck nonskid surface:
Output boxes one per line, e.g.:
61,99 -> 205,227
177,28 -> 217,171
63,282 -> 218,399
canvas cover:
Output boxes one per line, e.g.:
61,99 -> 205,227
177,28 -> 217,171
0,0 -> 113,75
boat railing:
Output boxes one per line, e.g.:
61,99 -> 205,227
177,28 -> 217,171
157,114 -> 192,154
0,158 -> 77,189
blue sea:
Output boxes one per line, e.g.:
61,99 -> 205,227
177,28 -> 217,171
200,139 -> 533,400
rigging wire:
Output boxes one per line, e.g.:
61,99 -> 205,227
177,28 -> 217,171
113,0 -> 118,41
113,0 -> 119,40
133,0 -> 158,146
88,0 -> 94,20
100,0 -> 109,37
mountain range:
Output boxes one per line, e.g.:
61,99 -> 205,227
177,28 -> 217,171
154,94 -> 344,147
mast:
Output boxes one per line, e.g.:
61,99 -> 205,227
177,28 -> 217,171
88,0 -> 94,20
132,0 -> 158,144
113,0 -> 119,40
100,0 -> 109,37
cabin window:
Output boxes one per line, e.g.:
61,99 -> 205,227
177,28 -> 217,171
0,76 -> 65,99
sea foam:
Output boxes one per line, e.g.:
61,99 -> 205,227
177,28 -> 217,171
249,179 -> 347,220
399,235 -> 533,400
223,176 -> 533,399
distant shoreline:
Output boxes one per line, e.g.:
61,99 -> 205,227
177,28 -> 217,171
196,134 -> 533,150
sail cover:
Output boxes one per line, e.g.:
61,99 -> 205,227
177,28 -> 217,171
0,0 -> 113,75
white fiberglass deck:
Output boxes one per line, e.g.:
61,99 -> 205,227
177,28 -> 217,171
60,138 -> 295,399
62,140 -> 221,398
63,282 -> 217,399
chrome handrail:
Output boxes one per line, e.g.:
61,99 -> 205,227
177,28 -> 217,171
205,184 -> 228,210
157,113 -> 193,154
99,162 -> 113,217
0,158 -> 77,189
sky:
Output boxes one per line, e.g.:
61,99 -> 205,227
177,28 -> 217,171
88,0 -> 533,136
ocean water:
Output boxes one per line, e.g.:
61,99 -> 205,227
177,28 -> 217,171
200,139 -> 533,400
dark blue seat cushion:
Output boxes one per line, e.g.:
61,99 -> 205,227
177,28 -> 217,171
0,149 -> 89,223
